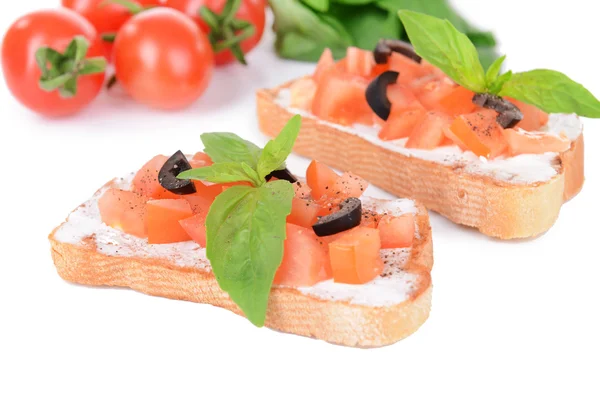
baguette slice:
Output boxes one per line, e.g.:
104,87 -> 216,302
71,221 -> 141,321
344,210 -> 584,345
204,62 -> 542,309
256,80 -> 585,240
49,177 -> 434,348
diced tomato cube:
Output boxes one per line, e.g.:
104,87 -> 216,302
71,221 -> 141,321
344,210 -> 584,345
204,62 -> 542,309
414,77 -> 455,111
273,224 -> 331,287
98,188 -> 148,238
293,181 -> 312,199
306,160 -> 340,201
378,107 -> 426,141
378,214 -> 415,249
326,172 -> 368,200
179,213 -> 208,247
503,128 -> 571,156
313,48 -> 334,84
287,197 -> 320,228
329,227 -> 384,284
192,152 -> 213,166
184,183 -> 222,213
146,199 -> 194,244
508,98 -> 549,131
387,83 -> 422,110
289,77 -> 317,110
448,109 -> 508,158
311,70 -> 375,126
438,86 -> 477,116
345,47 -> 374,77
406,111 -> 452,150
389,53 -> 426,84
131,155 -> 179,200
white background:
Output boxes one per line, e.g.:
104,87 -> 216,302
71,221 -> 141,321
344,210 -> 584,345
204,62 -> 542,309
1,1 -> 599,399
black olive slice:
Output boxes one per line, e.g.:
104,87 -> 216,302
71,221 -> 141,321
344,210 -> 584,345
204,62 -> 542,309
374,39 -> 422,64
312,198 -> 362,237
265,168 -> 298,183
366,71 -> 399,121
158,150 -> 197,195
472,93 -> 523,129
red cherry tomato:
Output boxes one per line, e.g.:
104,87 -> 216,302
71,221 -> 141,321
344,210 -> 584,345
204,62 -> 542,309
61,0 -> 162,58
163,0 -> 265,65
113,7 -> 214,110
1,9 -> 106,117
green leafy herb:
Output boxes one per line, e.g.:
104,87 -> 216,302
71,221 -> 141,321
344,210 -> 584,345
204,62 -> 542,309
398,10 -> 486,93
200,132 -> 262,168
206,181 -> 294,326
270,0 -> 498,67
398,10 -> 600,117
177,116 -> 303,326
257,115 -> 301,179
178,162 -> 262,186
498,70 -> 600,118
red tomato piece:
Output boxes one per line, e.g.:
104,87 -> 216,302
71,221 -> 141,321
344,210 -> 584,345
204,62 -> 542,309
1,9 -> 105,117
387,83 -> 422,110
389,53 -> 426,84
131,155 -> 179,200
273,224 -> 331,287
345,47 -> 374,77
414,77 -> 455,111
293,181 -> 312,199
329,227 -> 384,284
146,199 -> 194,244
113,8 -> 214,110
191,152 -> 214,166
448,109 -> 508,158
311,70 -> 375,126
508,98 -> 549,131
313,48 -> 334,84
184,183 -> 223,213
306,160 -> 340,201
179,212 -> 208,247
406,111 -> 453,150
378,214 -> 415,249
98,188 -> 148,238
438,86 -> 477,116
326,172 -> 369,200
289,77 -> 317,110
503,128 -> 571,156
287,197 -> 321,228
378,107 -> 426,141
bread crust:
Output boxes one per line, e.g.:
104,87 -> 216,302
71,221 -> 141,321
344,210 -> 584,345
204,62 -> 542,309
49,186 -> 433,348
256,81 -> 585,239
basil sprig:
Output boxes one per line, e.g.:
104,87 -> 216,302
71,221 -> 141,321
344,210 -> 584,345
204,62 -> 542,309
398,10 -> 600,117
178,116 -> 301,326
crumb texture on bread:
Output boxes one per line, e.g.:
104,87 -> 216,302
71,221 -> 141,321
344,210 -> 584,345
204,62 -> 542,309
49,180 -> 433,348
256,82 -> 585,240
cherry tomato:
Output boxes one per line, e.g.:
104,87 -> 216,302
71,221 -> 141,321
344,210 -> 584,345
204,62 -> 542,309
163,0 -> 265,65
61,0 -> 162,58
113,7 -> 214,110
1,9 -> 106,117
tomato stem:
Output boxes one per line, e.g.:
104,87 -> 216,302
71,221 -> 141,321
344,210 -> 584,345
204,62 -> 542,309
36,36 -> 106,98
101,33 -> 117,43
198,0 -> 256,65
99,0 -> 144,15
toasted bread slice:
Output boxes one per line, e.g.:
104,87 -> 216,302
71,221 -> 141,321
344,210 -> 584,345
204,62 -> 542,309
48,176 -> 433,348
256,80 -> 585,239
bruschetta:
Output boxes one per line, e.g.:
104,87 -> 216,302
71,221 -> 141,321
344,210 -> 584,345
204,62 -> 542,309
256,12 -> 596,240
49,118 -> 433,347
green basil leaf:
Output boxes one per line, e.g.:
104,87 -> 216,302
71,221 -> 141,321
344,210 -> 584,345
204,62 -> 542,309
201,132 -> 262,168
485,55 -> 505,86
178,162 -> 260,185
499,69 -> 600,117
206,181 -> 294,327
398,10 -> 486,93
488,70 -> 512,95
257,115 -> 302,179
329,4 -> 401,50
302,0 -> 329,12
330,0 -> 374,5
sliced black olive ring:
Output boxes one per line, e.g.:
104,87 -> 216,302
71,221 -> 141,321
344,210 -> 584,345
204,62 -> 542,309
265,168 -> 298,183
313,198 -> 362,237
472,93 -> 524,129
373,39 -> 422,64
366,71 -> 400,121
158,150 -> 197,195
